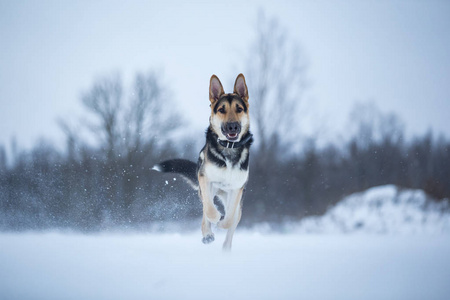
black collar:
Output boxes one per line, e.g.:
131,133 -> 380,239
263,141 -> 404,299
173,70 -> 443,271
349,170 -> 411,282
217,133 -> 253,149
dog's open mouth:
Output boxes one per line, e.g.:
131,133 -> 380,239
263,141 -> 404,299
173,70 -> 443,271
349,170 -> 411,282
226,133 -> 239,141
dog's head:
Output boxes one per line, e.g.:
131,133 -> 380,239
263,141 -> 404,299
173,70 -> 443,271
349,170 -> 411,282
209,74 -> 250,142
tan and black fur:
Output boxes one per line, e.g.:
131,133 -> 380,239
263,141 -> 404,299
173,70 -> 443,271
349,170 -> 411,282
153,74 -> 252,250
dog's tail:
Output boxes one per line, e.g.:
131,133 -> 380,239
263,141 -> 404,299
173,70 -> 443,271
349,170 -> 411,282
152,159 -> 199,190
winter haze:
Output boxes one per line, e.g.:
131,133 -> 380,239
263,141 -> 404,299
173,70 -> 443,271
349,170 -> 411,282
1,1 -> 450,300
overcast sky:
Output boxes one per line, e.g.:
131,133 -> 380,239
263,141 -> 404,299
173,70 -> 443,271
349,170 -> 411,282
1,0 -> 449,153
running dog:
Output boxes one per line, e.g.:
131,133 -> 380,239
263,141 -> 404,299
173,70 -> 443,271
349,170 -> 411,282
153,74 -> 253,250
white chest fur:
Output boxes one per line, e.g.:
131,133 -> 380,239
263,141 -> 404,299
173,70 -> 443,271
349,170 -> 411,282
204,161 -> 248,190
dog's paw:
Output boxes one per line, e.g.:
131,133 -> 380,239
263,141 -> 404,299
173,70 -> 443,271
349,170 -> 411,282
202,234 -> 215,244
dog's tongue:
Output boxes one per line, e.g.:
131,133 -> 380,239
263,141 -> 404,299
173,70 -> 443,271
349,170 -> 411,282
228,133 -> 237,138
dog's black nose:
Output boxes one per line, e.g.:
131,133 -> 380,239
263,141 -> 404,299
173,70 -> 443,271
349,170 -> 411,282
226,122 -> 241,134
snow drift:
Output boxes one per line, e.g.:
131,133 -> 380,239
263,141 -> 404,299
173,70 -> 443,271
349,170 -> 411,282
296,185 -> 450,234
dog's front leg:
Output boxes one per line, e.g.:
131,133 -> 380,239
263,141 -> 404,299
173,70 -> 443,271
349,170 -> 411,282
199,175 -> 221,244
222,188 -> 244,251
220,188 -> 244,251
199,175 -> 221,223
220,188 -> 244,229
222,207 -> 242,251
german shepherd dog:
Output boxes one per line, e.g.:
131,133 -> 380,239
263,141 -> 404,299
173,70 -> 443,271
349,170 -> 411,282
153,74 -> 253,250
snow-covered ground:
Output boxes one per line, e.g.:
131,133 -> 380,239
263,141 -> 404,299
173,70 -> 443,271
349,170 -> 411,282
1,231 -> 449,300
1,185 -> 450,300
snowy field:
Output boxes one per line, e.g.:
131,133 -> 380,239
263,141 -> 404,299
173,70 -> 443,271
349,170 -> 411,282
1,231 -> 450,300
2,186 -> 450,300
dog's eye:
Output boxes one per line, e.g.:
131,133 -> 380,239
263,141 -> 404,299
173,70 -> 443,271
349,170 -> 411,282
236,106 -> 243,113
218,107 -> 226,114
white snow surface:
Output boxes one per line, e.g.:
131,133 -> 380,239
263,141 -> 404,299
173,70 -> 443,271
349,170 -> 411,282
1,232 -> 450,300
295,185 -> 450,234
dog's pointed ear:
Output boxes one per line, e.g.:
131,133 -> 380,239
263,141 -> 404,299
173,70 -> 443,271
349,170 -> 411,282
234,73 -> 249,102
209,75 -> 224,103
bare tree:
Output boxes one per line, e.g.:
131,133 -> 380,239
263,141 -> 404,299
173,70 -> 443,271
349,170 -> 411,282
123,71 -> 180,161
82,74 -> 123,162
80,72 -> 180,162
58,119 -> 79,163
246,12 -> 309,158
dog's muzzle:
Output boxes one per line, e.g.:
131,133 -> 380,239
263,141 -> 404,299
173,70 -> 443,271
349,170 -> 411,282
221,122 -> 241,141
